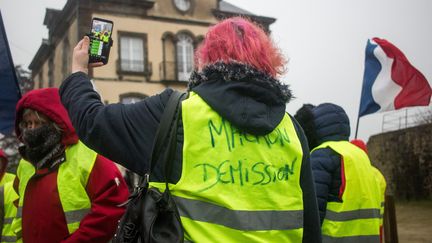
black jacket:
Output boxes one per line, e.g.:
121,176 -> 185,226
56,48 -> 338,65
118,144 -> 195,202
60,62 -> 321,242
295,103 -> 351,225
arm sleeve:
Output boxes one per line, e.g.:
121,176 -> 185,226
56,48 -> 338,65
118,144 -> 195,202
59,72 -> 173,175
291,118 -> 322,243
61,155 -> 129,243
310,148 -> 342,225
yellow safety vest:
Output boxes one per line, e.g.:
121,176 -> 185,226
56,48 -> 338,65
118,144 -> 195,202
12,141 -> 97,239
151,92 -> 305,242
1,177 -> 18,243
0,173 -> 15,187
313,141 -> 381,243
102,34 -> 109,42
371,167 -> 386,227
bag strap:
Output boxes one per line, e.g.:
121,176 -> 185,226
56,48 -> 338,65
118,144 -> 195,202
140,90 -> 185,187
162,93 -> 184,188
149,90 -> 183,172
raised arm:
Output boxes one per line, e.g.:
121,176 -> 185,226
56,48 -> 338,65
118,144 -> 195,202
59,36 -> 173,174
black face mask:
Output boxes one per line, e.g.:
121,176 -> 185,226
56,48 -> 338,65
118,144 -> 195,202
20,124 -> 62,164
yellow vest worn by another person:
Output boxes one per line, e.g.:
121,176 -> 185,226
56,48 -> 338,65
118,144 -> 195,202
313,141 -> 381,243
0,173 -> 15,187
371,167 -> 386,227
102,34 -> 109,43
151,92 -> 305,242
0,174 -> 18,243
12,141 -> 97,240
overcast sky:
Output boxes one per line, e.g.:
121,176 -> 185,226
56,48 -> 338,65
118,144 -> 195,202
1,0 -> 431,142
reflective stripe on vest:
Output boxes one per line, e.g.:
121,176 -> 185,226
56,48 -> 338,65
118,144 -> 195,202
151,92 -> 305,242
313,141 -> 381,242
1,180 -> 18,243
325,208 -> 380,221
322,235 -> 380,243
12,141 -> 96,235
173,195 -> 303,231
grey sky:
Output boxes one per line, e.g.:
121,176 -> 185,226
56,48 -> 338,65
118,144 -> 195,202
1,0 -> 432,142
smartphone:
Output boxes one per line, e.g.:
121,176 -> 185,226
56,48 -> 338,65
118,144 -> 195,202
88,17 -> 114,64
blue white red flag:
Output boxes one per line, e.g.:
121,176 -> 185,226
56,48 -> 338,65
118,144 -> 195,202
0,11 -> 21,136
359,37 -> 432,117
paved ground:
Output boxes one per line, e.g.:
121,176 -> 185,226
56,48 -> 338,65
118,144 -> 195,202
394,200 -> 432,243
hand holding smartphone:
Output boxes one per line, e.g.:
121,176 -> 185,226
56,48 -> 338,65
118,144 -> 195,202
88,17 -> 114,65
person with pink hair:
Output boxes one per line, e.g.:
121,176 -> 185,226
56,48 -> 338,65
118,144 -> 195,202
12,88 -> 129,243
60,17 -> 321,242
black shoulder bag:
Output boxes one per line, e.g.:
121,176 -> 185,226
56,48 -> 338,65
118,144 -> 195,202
113,91 -> 185,243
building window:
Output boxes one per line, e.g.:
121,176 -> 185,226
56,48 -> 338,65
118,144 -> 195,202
121,36 -> 144,72
120,92 -> 147,104
160,32 -> 176,81
176,33 -> 194,81
118,32 -> 148,74
121,96 -> 142,104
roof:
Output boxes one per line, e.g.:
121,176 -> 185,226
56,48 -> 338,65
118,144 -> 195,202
214,1 -> 276,32
219,1 -> 254,15
28,39 -> 50,71
43,8 -> 62,27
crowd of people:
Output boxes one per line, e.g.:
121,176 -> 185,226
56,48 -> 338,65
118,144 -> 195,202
0,17 -> 386,243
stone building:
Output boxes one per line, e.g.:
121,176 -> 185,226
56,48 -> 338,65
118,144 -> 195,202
368,123 -> 432,200
29,0 -> 275,104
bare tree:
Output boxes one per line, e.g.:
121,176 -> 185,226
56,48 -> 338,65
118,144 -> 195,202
0,134 -> 20,173
15,65 -> 33,95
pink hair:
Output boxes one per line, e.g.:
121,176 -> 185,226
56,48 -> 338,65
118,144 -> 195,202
195,17 -> 286,78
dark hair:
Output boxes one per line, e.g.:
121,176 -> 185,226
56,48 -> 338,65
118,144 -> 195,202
294,104 -> 319,149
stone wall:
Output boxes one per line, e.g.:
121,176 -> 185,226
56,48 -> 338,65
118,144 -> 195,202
367,123 -> 432,200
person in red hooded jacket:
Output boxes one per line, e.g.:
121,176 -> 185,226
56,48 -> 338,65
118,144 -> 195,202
11,88 -> 129,243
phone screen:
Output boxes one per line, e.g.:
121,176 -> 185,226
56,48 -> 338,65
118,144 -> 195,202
89,18 -> 113,63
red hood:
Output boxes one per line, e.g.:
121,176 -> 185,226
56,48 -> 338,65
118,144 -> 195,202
0,149 -> 7,162
15,88 -> 78,146
350,139 -> 368,154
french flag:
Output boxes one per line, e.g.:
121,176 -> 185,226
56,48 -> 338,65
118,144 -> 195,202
359,37 -> 432,117
0,11 -> 21,137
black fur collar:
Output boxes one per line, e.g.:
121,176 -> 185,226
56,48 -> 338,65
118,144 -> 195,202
188,62 -> 292,103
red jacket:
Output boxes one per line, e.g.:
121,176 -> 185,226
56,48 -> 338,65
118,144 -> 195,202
15,88 -> 129,243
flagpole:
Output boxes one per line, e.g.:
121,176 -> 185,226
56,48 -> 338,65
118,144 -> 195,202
354,114 -> 360,139
355,76 -> 364,139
